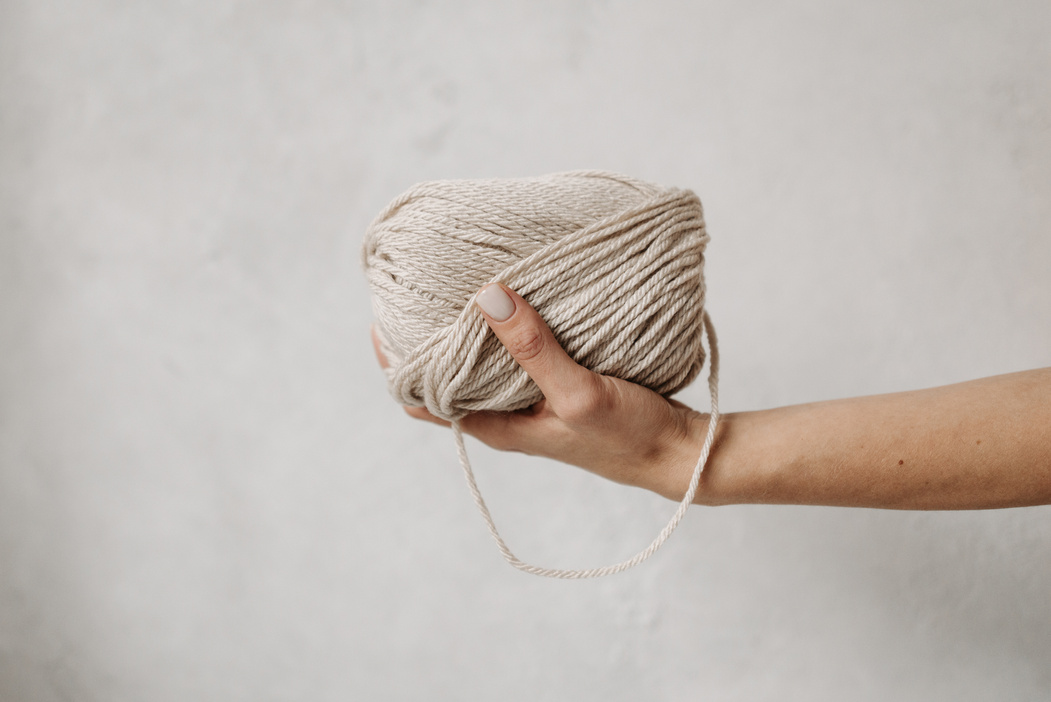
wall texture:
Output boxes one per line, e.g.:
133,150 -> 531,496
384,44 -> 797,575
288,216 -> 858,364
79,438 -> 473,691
2,1 -> 1049,700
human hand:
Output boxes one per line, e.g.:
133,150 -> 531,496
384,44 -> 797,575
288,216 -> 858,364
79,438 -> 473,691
371,283 -> 715,502
374,287 -> 1051,512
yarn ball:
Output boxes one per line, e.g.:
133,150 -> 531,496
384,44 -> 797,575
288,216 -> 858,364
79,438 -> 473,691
362,170 -> 710,422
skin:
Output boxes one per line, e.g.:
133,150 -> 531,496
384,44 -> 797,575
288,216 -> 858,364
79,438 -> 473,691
373,284 -> 1051,510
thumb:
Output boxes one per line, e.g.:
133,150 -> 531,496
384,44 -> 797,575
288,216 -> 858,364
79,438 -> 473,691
474,284 -> 592,402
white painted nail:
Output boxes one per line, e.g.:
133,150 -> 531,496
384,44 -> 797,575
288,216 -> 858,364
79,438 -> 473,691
475,284 -> 515,322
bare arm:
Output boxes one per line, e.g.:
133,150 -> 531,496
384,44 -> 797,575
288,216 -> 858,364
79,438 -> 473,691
376,284 -> 1051,510
692,369 -> 1051,509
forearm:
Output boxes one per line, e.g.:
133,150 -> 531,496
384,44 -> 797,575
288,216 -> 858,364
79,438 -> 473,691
692,368 -> 1051,510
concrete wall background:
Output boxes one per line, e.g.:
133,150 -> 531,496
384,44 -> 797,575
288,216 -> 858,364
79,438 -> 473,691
2,1 -> 1049,700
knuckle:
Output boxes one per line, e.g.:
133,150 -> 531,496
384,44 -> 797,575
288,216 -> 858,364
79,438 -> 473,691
484,433 -> 519,453
403,405 -> 442,425
464,414 -> 522,453
505,326 -> 546,362
403,406 -> 429,422
558,378 -> 610,424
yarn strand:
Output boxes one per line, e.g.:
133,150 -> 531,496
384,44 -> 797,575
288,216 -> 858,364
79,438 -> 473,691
452,311 -> 720,579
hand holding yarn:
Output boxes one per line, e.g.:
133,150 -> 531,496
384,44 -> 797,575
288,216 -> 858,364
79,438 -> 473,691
364,170 -> 1051,576
372,283 -> 715,501
363,171 -> 721,577
362,171 -> 711,421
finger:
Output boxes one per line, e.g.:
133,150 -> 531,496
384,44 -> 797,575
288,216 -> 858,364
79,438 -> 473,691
474,284 -> 593,402
373,324 -> 450,427
370,324 -> 390,369
404,404 -> 451,428
459,404 -> 552,454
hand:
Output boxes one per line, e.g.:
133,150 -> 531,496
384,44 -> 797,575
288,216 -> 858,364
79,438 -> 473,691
373,286 -> 1051,510
371,284 -> 714,501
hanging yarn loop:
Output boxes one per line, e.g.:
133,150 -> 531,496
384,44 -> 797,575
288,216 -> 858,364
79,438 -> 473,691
362,171 -> 718,578
454,312 -> 719,579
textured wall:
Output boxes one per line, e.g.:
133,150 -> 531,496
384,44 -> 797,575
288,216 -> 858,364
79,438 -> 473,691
2,1 -> 1049,700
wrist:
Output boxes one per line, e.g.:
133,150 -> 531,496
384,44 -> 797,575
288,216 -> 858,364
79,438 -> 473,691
683,410 -> 768,507
651,409 -> 741,506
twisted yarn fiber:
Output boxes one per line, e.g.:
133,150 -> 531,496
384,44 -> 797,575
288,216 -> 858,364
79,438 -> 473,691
363,171 -> 710,421
362,171 -> 719,578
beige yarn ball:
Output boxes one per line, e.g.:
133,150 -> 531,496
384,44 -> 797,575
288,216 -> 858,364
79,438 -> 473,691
362,170 -> 710,422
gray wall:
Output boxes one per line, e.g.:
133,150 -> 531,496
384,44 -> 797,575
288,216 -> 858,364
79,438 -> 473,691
2,1 -> 1049,700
